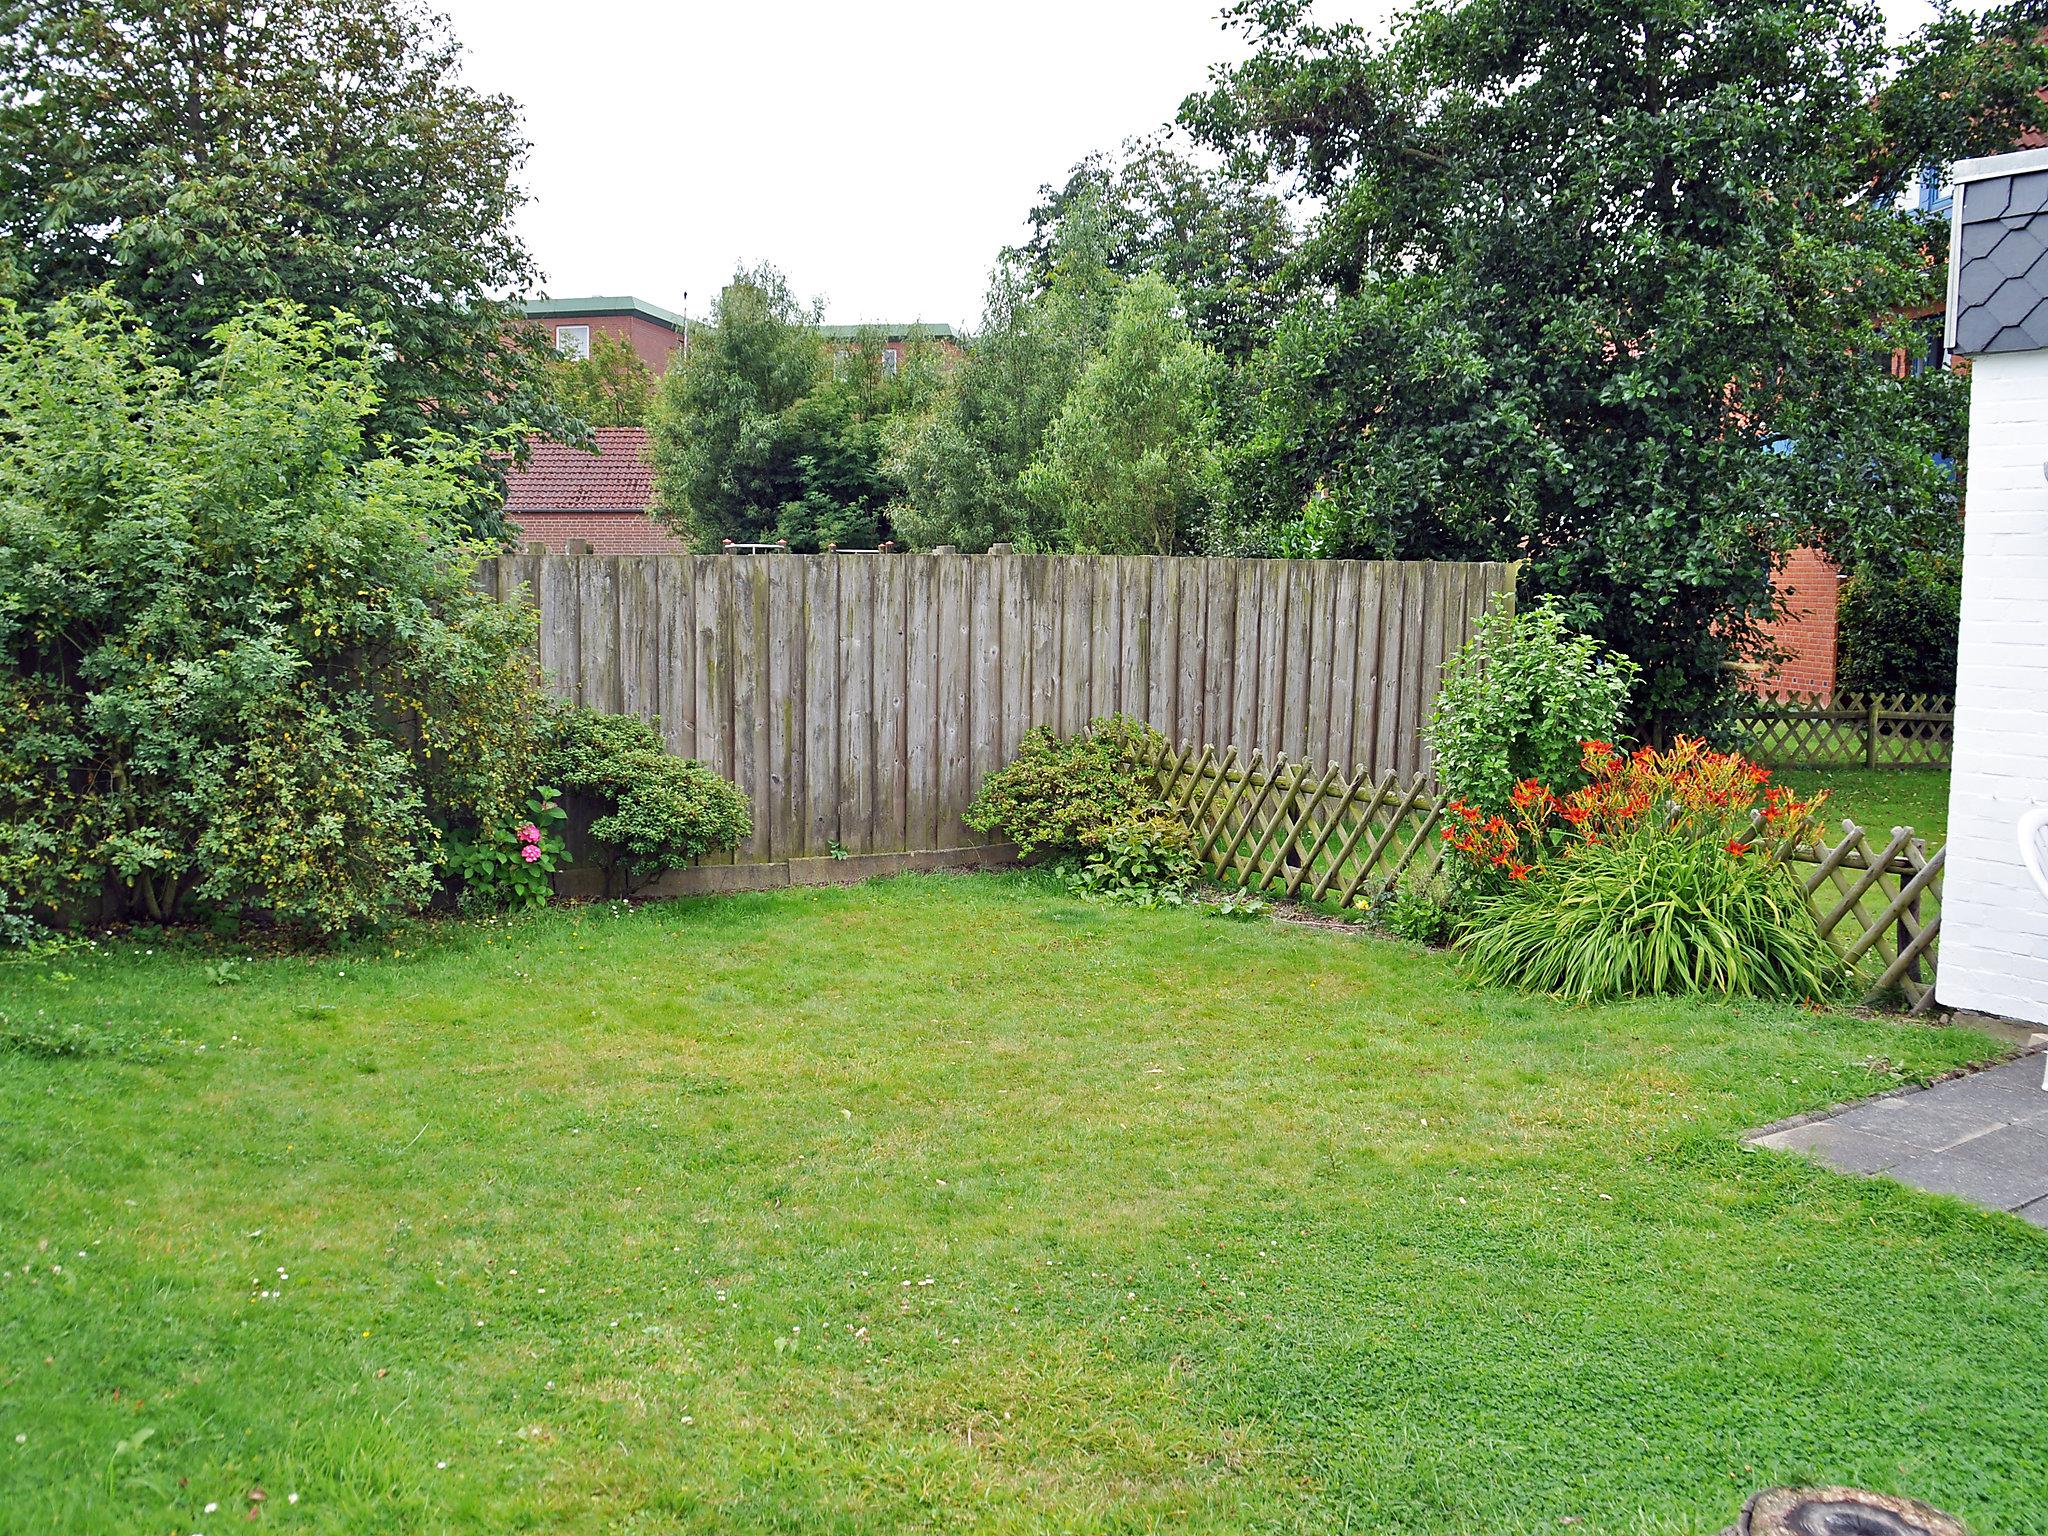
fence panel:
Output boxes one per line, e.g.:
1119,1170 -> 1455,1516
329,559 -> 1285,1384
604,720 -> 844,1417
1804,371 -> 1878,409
1149,740 -> 1945,1010
1733,690 -> 1955,768
487,551 -> 1516,879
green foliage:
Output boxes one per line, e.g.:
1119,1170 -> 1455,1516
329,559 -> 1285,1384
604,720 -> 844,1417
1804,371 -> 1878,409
1365,881 -> 1461,947
963,715 -> 1168,858
0,0 -> 576,531
0,297 -> 539,940
1837,550 -> 1961,697
649,272 -> 944,551
1066,811 -> 1200,904
1185,0 -> 2046,735
443,792 -> 569,915
889,214 -> 1119,552
1458,834 -> 1847,1005
1021,274 -> 1221,555
1204,888 -> 1270,920
1018,135 -> 1296,361
536,707 -> 751,892
1429,600 -> 1638,814
549,330 -> 656,428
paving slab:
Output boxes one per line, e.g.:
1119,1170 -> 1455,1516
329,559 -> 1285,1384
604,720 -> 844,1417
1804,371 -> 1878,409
1745,1050 -> 2048,1220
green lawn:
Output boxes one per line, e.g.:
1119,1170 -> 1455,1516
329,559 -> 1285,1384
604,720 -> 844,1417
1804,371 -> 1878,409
3,875 -> 2042,1534
1773,767 -> 1950,847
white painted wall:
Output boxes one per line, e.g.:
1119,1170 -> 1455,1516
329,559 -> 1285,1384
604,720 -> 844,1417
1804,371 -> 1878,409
1938,346 -> 2048,1026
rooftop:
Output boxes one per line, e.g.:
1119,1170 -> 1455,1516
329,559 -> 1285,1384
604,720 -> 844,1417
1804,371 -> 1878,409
816,322 -> 957,341
503,427 -> 655,513
521,295 -> 692,330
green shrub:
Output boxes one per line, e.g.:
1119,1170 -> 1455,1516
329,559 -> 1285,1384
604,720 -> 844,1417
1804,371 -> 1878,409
1364,880 -> 1461,946
0,297 -> 538,941
964,715 -> 1168,857
1429,598 -> 1638,813
1837,551 -> 1960,697
443,791 -> 569,915
1068,811 -> 1200,904
536,706 -> 751,893
1457,833 -> 1846,1005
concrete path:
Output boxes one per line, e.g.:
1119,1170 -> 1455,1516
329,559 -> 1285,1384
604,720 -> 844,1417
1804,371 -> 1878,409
1746,1053 -> 2048,1227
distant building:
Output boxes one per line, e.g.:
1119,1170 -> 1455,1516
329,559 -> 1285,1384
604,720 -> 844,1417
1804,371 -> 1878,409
817,322 -> 959,375
521,296 -> 692,373
502,427 -> 681,555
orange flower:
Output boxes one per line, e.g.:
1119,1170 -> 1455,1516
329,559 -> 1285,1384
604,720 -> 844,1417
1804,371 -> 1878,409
1725,840 -> 1750,857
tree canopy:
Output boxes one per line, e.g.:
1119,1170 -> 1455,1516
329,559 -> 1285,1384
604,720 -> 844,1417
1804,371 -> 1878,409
1181,0 -> 2047,732
0,0 -> 575,530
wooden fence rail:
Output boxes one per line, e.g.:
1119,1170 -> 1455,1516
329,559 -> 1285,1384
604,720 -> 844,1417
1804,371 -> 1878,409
480,551 -> 1516,882
1732,690 -> 1954,768
1148,739 -> 1945,1009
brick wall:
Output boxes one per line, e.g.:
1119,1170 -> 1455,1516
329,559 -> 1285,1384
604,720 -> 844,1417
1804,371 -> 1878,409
507,511 -> 686,555
1751,545 -> 1840,693
1937,345 -> 2048,1026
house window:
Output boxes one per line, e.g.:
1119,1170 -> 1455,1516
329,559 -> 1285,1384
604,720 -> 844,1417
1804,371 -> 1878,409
881,347 -> 899,376
555,324 -> 591,360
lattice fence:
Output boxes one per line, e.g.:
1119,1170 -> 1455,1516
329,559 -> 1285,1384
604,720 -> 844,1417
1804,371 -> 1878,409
1149,740 -> 1945,1010
1731,690 -> 1954,768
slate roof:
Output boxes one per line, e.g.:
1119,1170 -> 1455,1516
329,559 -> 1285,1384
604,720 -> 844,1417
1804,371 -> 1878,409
503,428 -> 655,513
1950,151 -> 2048,356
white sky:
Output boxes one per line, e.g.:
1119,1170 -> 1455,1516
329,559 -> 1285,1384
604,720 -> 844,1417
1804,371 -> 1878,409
439,0 -> 1952,332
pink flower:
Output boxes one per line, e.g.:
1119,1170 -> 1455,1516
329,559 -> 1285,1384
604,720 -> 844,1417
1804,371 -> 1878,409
517,823 -> 541,845
520,843 -> 542,863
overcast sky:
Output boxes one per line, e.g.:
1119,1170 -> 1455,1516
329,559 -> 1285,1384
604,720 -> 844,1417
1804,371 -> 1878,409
439,0 -> 1951,332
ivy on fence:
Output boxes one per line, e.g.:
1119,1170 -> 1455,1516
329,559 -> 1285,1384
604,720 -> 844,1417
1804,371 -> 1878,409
1149,739 -> 1944,1010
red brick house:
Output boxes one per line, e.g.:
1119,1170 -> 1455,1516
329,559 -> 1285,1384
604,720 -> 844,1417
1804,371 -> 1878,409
502,427 -> 683,555
522,296 -> 691,372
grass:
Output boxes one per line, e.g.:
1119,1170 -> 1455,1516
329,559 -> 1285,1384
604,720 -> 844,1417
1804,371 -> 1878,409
3,873 -> 2043,1534
1770,766 -> 1950,847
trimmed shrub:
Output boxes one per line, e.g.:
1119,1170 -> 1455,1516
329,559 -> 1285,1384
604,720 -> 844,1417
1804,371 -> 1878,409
536,706 -> 751,893
1447,739 -> 1845,1003
964,715 -> 1168,858
1429,598 -> 1638,814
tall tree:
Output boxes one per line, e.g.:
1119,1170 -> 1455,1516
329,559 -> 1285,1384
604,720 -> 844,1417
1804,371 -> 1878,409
889,209 -> 1119,552
647,265 -> 825,549
0,0 -> 573,530
1022,274 -> 1222,555
1019,135 -> 1295,360
1186,0 -> 2048,734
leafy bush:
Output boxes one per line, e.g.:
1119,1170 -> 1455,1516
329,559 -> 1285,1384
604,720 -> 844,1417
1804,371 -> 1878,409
1365,881 -> 1460,946
964,715 -> 1168,857
536,707 -> 751,893
1429,598 -> 1638,814
444,792 -> 569,915
1067,811 -> 1200,904
1447,739 -> 1845,1003
0,297 -> 539,941
1837,551 -> 1960,697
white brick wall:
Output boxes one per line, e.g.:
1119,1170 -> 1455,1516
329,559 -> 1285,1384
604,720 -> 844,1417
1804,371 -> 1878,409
1938,347 -> 2048,1025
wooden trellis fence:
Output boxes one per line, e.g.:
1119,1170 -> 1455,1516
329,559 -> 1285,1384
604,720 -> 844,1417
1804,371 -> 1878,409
1148,740 -> 1946,1009
1732,690 -> 1954,768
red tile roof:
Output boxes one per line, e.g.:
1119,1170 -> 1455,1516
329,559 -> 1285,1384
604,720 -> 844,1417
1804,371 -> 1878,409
503,427 -> 655,513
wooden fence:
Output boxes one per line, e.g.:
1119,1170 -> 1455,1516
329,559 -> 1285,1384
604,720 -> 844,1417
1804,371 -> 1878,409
1149,740 -> 1946,1010
1733,690 -> 1954,768
479,551 -> 1516,884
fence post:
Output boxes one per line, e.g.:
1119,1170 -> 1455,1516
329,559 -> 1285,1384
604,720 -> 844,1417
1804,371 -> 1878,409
1865,695 -> 1880,769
